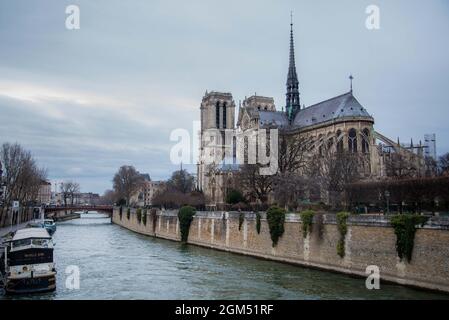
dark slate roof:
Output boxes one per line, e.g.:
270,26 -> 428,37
293,92 -> 373,128
219,163 -> 241,172
258,111 -> 289,127
140,173 -> 151,181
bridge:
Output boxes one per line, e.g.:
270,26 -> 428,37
43,205 -> 113,221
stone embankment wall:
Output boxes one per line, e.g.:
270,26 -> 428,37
112,208 -> 449,293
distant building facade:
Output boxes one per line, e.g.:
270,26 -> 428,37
130,173 -> 166,207
75,192 -> 100,205
37,180 -> 52,205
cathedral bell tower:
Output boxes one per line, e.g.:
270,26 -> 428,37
285,17 -> 301,122
197,91 -> 235,191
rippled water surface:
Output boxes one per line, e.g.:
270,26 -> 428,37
2,213 -> 448,300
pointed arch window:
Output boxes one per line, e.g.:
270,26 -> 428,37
348,128 -> 357,153
336,130 -> 344,153
215,101 -> 220,128
232,136 -> 237,164
362,128 -> 370,153
223,102 -> 227,129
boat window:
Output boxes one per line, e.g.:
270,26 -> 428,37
32,239 -> 49,247
13,238 -> 31,247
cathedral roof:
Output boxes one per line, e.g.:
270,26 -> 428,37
258,111 -> 289,127
292,92 -> 373,128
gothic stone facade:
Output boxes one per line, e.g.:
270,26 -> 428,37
197,23 -> 424,208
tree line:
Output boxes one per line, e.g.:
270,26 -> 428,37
207,130 -> 449,212
0,143 -> 47,207
0,143 -> 47,225
106,133 -> 449,213
106,165 -> 204,209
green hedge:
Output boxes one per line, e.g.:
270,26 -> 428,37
178,206 -> 196,243
300,210 -> 315,238
126,208 -> 131,220
142,209 -> 147,226
256,212 -> 261,234
238,212 -> 244,231
136,208 -> 142,224
336,212 -> 349,258
390,214 -> 428,262
266,206 -> 286,247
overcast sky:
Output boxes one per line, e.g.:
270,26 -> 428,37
0,0 -> 448,194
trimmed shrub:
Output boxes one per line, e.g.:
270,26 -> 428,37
136,208 -> 142,223
390,214 -> 428,262
336,212 -> 349,258
300,210 -> 315,238
126,208 -> 131,220
238,212 -> 244,231
226,189 -> 245,204
119,206 -> 123,220
178,206 -> 196,243
266,206 -> 286,247
150,208 -> 157,232
142,209 -> 147,226
256,212 -> 261,234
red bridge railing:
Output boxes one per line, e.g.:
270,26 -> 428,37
44,205 -> 113,214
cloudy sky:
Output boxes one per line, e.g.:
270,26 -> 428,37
0,0 -> 448,194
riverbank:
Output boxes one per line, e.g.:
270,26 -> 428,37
5,212 -> 446,300
0,221 -> 33,238
0,207 -> 37,229
112,208 -> 449,294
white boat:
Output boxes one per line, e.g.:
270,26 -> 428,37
1,228 -> 56,295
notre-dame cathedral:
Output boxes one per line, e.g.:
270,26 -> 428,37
197,21 -> 425,208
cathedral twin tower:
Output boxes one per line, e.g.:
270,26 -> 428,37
197,21 -> 302,193
200,20 -> 301,135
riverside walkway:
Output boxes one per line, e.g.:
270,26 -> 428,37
0,221 -> 34,238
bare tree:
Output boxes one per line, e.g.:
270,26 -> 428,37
0,143 -> 47,225
307,146 -> 365,209
167,169 -> 194,194
272,131 -> 310,209
384,152 -> 418,179
113,165 -> 144,206
277,131 -> 309,174
99,189 -> 117,205
68,182 -> 80,205
424,156 -> 438,177
0,143 -> 47,206
60,181 -> 80,206
272,172 -> 308,210
237,164 -> 273,205
152,185 -> 205,209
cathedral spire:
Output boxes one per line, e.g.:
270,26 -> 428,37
286,12 -> 300,122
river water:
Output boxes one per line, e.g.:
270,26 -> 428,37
2,212 -> 448,300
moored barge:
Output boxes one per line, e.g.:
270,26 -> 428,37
1,228 -> 56,295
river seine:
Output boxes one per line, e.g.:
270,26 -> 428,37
2,213 -> 447,300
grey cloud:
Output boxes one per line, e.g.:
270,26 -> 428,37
0,0 -> 448,192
